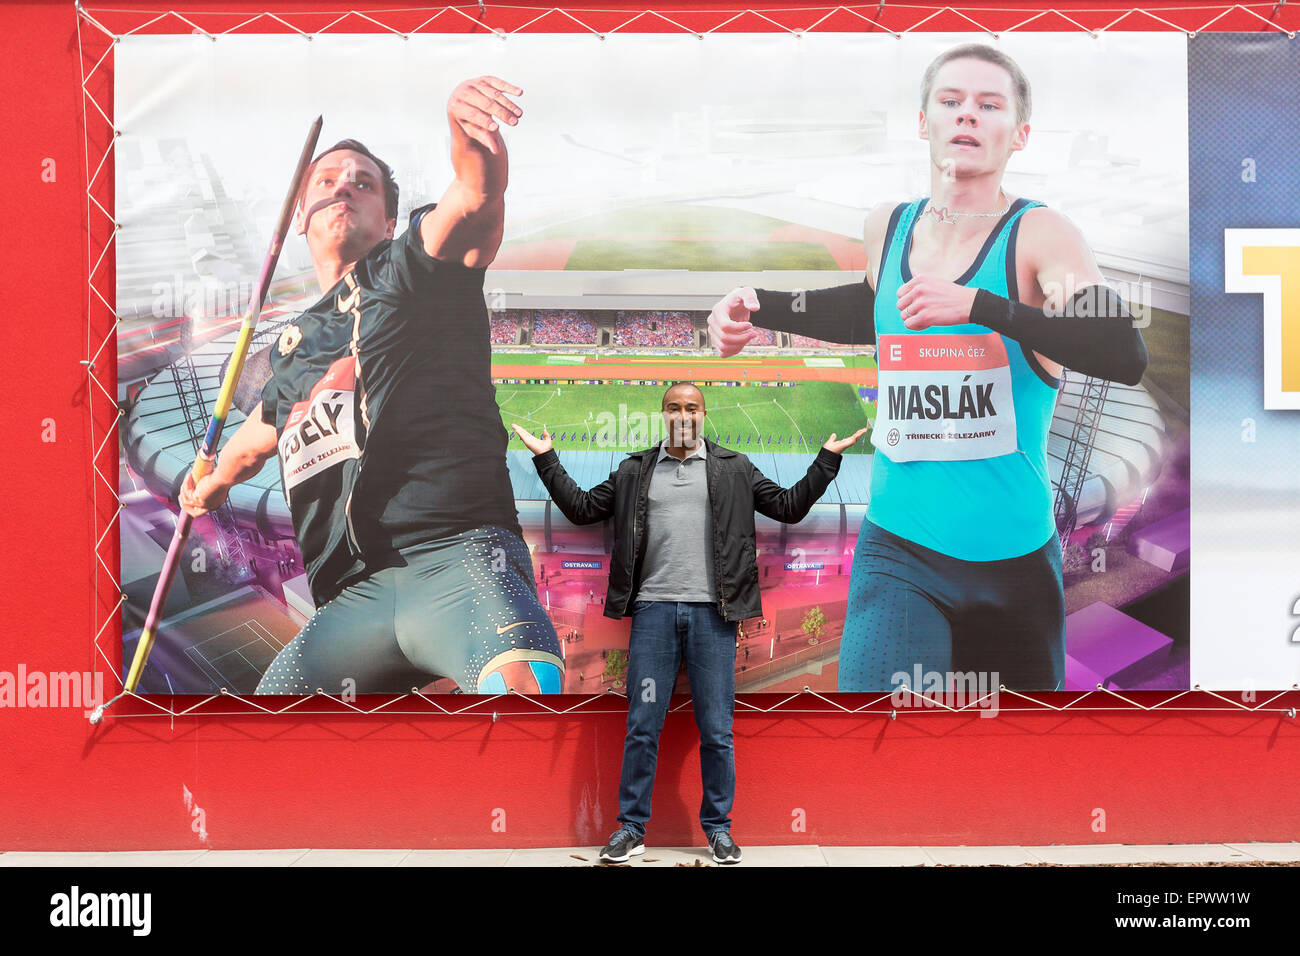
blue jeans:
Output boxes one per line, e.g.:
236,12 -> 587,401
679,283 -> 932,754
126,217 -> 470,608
616,600 -> 738,838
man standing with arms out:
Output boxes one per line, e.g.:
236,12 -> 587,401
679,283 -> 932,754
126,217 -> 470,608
513,384 -> 866,863
180,77 -> 564,695
708,44 -> 1148,693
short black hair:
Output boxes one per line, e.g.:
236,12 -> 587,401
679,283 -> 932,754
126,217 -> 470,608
662,381 -> 705,409
307,139 -> 400,220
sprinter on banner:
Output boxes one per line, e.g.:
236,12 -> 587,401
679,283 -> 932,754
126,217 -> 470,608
707,44 -> 1149,692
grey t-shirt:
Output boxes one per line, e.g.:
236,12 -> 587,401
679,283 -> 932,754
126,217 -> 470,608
635,440 -> 718,604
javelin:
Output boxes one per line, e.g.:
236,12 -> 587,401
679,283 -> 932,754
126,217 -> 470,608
90,116 -> 323,724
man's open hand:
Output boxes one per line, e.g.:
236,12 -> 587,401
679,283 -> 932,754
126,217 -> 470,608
708,287 -> 761,357
511,423 -> 553,455
448,76 -> 523,155
823,427 -> 870,454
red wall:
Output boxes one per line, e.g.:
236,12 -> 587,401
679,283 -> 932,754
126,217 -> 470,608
3,0 -> 1298,851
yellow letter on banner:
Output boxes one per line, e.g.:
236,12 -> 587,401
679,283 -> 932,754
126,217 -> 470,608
1225,229 -> 1300,409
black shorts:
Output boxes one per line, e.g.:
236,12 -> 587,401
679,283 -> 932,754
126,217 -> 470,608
840,519 -> 1065,692
255,525 -> 563,694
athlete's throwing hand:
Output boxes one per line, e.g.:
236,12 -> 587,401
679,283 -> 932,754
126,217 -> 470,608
896,276 -> 978,330
448,76 -> 523,156
708,287 -> 761,357
512,423 -> 553,455
823,428 -> 870,454
179,470 -> 230,518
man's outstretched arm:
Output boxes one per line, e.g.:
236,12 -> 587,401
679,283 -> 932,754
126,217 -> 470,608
515,424 -> 618,525
419,76 -> 522,268
750,428 -> 867,523
709,283 -> 877,356
895,207 -> 1149,386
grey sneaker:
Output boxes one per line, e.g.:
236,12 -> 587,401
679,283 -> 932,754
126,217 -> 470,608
599,827 -> 645,863
708,830 -> 742,864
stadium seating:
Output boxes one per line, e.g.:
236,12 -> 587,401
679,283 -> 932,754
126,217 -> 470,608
532,309 -> 599,345
612,310 -> 696,347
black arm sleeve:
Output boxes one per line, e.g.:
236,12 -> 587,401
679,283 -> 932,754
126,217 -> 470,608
970,285 -> 1149,386
532,449 -> 617,525
751,280 -> 876,347
750,447 -> 842,523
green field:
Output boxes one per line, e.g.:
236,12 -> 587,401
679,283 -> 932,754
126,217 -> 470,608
490,351 -> 568,364
503,203 -> 862,272
498,380 -> 875,454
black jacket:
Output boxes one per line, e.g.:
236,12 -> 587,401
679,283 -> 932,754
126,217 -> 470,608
532,439 -> 842,622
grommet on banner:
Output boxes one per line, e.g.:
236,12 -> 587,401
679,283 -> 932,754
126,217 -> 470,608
492,711 -> 499,723
889,709 -> 897,721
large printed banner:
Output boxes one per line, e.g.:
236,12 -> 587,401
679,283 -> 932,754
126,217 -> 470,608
1188,34 -> 1300,691
115,31 -> 1227,697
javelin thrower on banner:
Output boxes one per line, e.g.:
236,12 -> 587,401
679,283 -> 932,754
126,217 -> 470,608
174,77 -> 563,698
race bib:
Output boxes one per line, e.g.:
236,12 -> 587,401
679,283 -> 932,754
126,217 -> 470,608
871,332 -> 1017,462
279,357 -> 360,502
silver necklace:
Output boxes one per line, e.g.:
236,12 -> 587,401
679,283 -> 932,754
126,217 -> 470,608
924,192 -> 1011,225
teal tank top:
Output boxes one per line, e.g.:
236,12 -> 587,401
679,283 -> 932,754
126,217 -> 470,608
866,197 -> 1060,561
